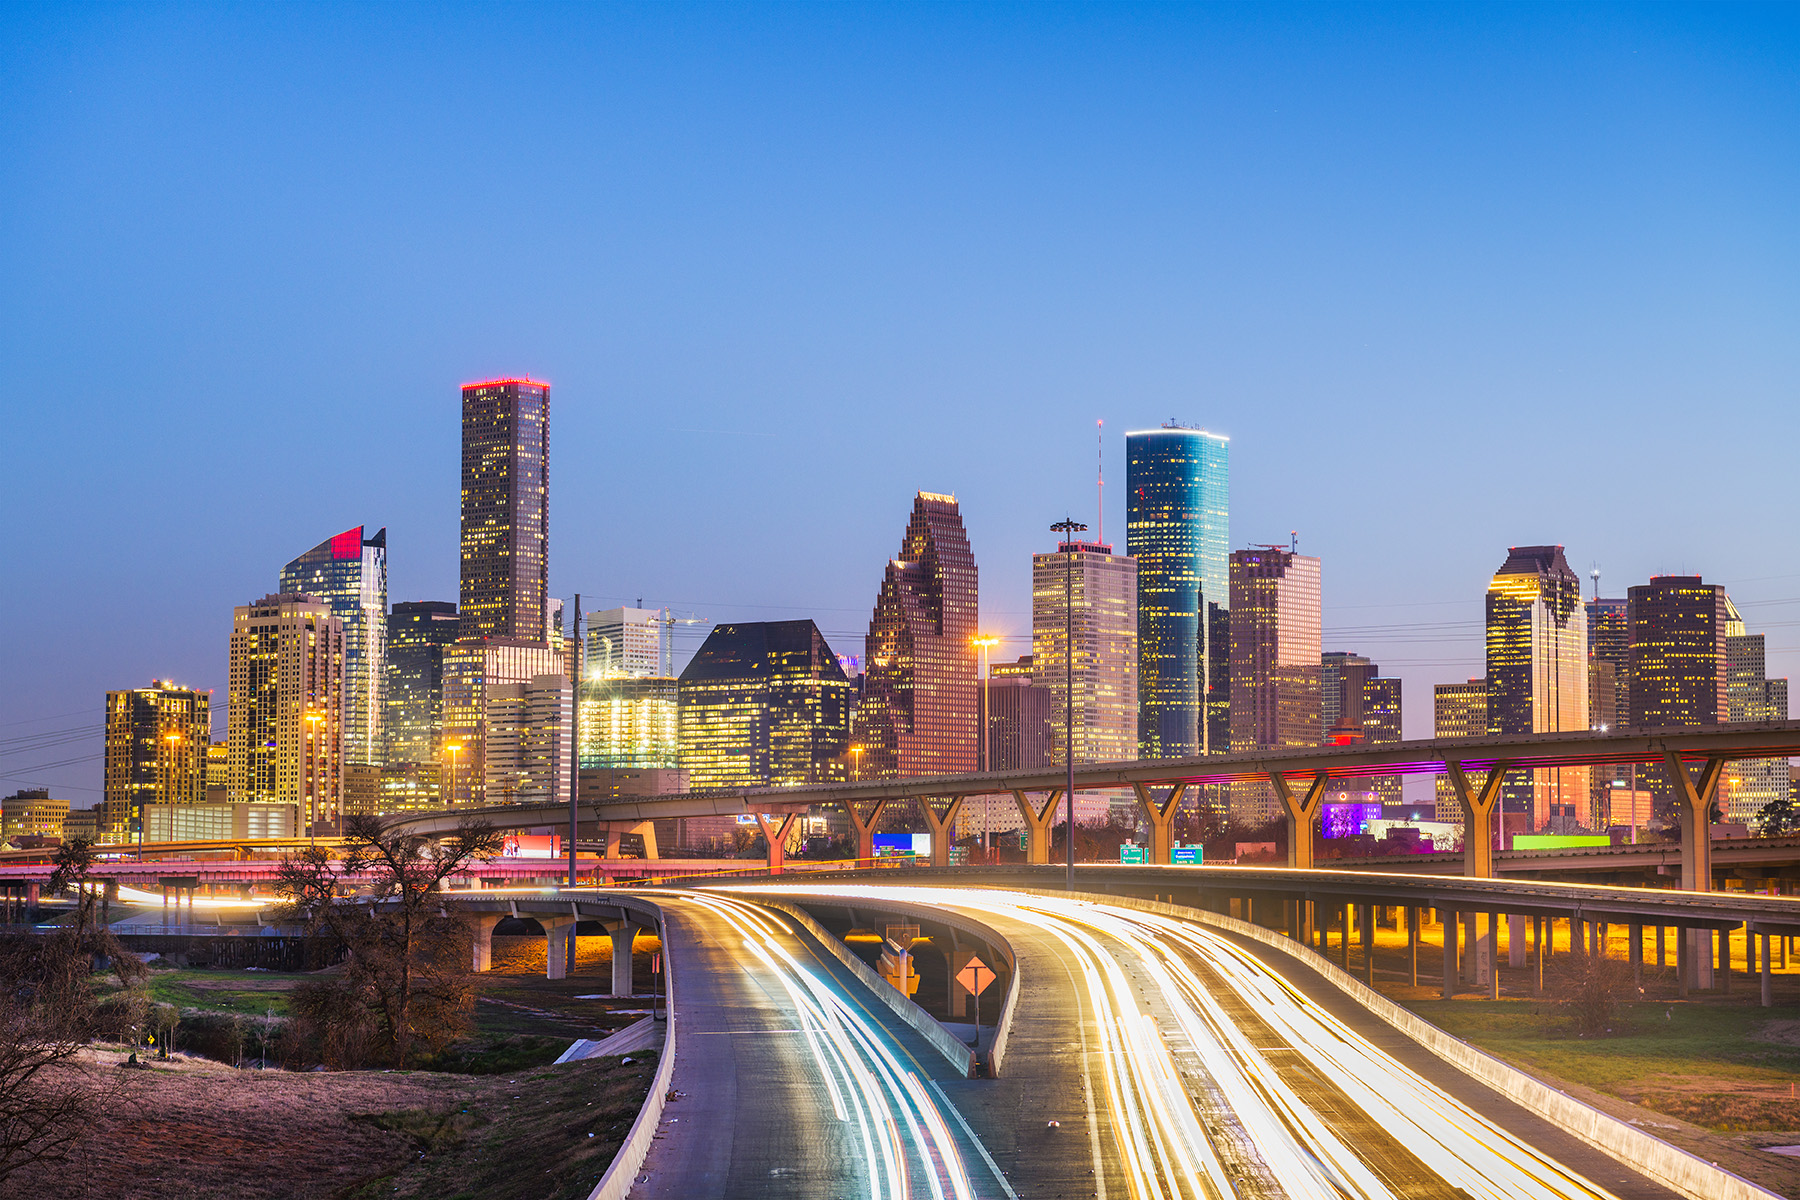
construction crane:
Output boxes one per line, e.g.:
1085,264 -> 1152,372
659,607 -> 704,676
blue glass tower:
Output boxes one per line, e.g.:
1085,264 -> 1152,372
281,526 -> 388,766
1126,425 -> 1229,759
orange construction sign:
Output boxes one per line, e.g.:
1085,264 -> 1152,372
955,956 -> 996,996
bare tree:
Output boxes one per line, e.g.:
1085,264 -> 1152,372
277,814 -> 503,1068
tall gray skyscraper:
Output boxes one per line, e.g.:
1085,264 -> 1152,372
384,600 -> 459,765
460,378 -> 549,643
280,526 -> 387,767
1487,546 -> 1589,830
1126,424 -> 1229,760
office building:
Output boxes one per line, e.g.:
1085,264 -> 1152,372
1032,538 -> 1137,765
1433,680 -> 1487,821
1228,547 -> 1322,823
460,378 -> 550,642
1585,593 -> 1632,824
441,639 -> 564,805
2,790 -> 70,841
680,620 -> 856,790
852,493 -> 979,779
1486,546 -> 1589,830
1126,424 -> 1230,759
342,762 -> 380,819
1321,652 -> 1402,804
588,606 -> 665,678
1724,598 -> 1791,826
143,802 -> 297,843
580,676 -> 680,770
379,761 -> 443,813
484,673 -> 573,805
979,666 -> 1054,772
103,681 -> 211,842
1627,575 -> 1727,823
280,526 -> 387,766
385,601 -> 459,765
204,742 -> 229,802
228,594 -> 344,832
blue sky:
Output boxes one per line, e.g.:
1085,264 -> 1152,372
3,3 -> 1797,800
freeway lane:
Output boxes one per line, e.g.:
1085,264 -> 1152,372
736,885 -> 1699,1200
631,893 -> 1016,1199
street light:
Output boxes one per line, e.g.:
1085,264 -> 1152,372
1050,518 -> 1087,892
849,744 -> 865,782
445,743 -> 463,809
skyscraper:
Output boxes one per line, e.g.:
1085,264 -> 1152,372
852,493 -> 979,779
1723,597 -> 1790,826
280,526 -> 387,766
679,620 -> 856,790
587,607 -> 665,678
979,665 -> 1054,771
484,673 -> 573,805
1626,575 -> 1727,825
1228,547 -> 1322,823
1126,424 -> 1229,759
383,601 -> 459,765
579,606 -> 679,770
441,639 -> 564,806
1585,593 -> 1632,823
460,378 -> 549,643
1486,546 -> 1589,830
228,594 -> 344,832
1433,680 -> 1488,821
103,682 -> 210,841
1320,652 -> 1402,804
1032,537 -> 1138,765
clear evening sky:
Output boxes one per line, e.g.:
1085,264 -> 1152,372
3,4 -> 1797,800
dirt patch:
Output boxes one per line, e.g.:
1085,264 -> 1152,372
1754,1018 -> 1800,1047
7,1050 -> 653,1200
181,978 -> 298,992
1623,1076 -> 1800,1131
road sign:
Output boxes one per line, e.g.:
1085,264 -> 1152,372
1171,845 -> 1204,865
1119,844 -> 1147,864
955,956 -> 995,997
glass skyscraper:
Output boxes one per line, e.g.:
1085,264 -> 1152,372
103,681 -> 210,841
678,620 -> 856,790
852,492 -> 980,779
460,379 -> 549,643
1487,546 -> 1589,830
1227,547 -> 1321,823
1126,424 -> 1229,760
280,526 -> 387,767
1031,538 -> 1138,765
384,600 -> 459,765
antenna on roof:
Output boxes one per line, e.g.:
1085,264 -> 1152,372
1589,565 -> 1600,602
1096,419 -> 1104,548
1291,530 -> 1298,554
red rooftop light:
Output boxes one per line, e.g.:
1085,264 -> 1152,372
461,377 -> 550,390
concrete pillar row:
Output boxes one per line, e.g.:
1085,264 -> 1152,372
469,913 -> 506,973
538,916 -> 579,980
609,922 -> 644,997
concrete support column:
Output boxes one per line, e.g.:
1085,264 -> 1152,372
1445,759 -> 1513,878
753,812 -> 801,875
917,796 -> 967,868
469,913 -> 506,973
1441,907 -> 1458,1000
1012,790 -> 1062,866
847,799 -> 889,869
1694,928 -> 1714,989
1360,904 -> 1374,985
1408,906 -> 1419,988
1486,912 -> 1500,999
1656,924 -> 1666,969
610,922 -> 644,997
1762,933 -> 1774,1008
1508,913 -> 1527,969
1720,929 -> 1731,994
1629,922 -> 1643,989
541,917 -> 579,981
1534,916 -> 1545,994
1677,928 -> 1690,997
1269,772 -> 1328,870
1130,782 -> 1187,865
1664,752 -> 1724,893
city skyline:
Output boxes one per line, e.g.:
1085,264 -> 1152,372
7,7 -> 1800,804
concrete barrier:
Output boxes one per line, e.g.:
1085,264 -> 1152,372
760,900 -> 976,1078
1038,888 -> 1780,1200
585,905 -> 676,1200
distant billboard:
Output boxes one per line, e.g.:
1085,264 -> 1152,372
873,833 -> 932,858
1511,833 -> 1611,851
502,833 -> 561,859
1322,803 -> 1382,839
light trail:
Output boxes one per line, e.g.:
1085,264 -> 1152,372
679,892 -> 978,1200
737,884 -> 1629,1200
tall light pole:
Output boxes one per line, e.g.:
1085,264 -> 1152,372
1051,519 -> 1086,891
445,743 -> 462,809
569,595 -> 582,890
304,710 -> 322,846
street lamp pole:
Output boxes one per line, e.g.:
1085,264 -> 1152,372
569,595 -> 581,890
1050,519 -> 1086,891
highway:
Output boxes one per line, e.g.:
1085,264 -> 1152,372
719,884 -> 1693,1200
630,892 -> 1020,1199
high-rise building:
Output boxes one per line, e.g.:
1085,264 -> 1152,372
2,789 -> 70,841
580,676 -> 680,770
1321,652 -> 1402,804
441,639 -> 564,805
1584,593 -> 1632,824
979,665 -> 1054,771
460,378 -> 549,643
679,620 -> 856,790
1723,597 -> 1791,827
228,594 -> 344,832
485,673 -> 574,805
1433,679 -> 1487,821
102,682 -> 210,841
587,607 -> 665,679
1032,538 -> 1137,765
384,601 -> 459,765
204,742 -> 229,802
851,493 -> 979,779
1126,424 -> 1229,759
280,526 -> 387,767
1486,546 -> 1589,830
1627,575 -> 1726,824
1227,547 -> 1322,823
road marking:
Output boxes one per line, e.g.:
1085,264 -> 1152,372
924,1076 -> 1020,1200
1053,930 -> 1111,1200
